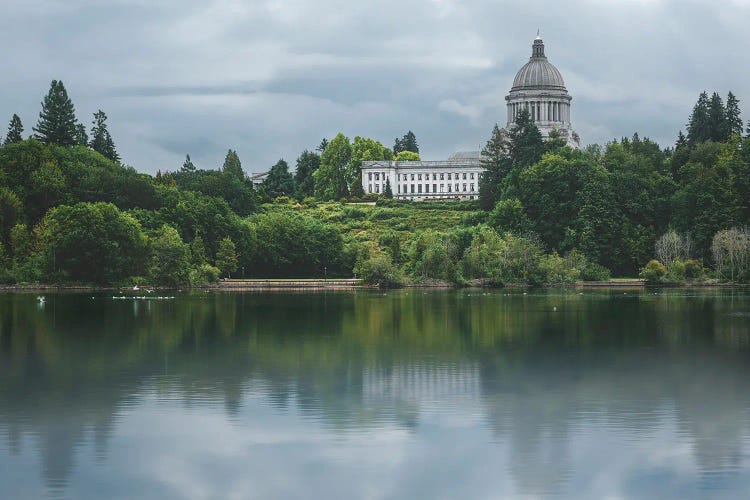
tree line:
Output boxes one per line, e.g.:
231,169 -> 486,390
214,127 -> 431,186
0,80 -> 748,286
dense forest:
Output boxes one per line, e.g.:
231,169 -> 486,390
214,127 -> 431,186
0,82 -> 748,287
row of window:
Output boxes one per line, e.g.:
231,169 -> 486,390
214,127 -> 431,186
367,171 -> 476,181
367,183 -> 475,194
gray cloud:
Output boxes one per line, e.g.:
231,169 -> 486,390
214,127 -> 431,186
0,0 -> 748,174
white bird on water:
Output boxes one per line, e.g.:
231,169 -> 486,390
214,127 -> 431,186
37,295 -> 45,303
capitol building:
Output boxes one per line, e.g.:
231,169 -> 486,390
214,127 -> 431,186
362,34 -> 578,201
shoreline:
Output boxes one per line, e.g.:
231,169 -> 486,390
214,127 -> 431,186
0,279 -> 747,293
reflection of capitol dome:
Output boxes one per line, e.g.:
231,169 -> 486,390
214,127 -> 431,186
505,34 -> 579,146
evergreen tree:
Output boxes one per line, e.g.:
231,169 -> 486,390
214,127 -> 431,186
216,237 -> 238,278
263,159 -> 295,198
384,178 -> 393,198
294,150 -> 320,198
89,110 -> 120,162
317,138 -> 329,152
181,154 -> 196,172
75,123 -> 88,146
222,149 -> 245,179
479,124 -> 511,210
5,114 -> 24,144
190,234 -> 208,266
33,80 -> 80,146
725,91 -> 743,137
707,92 -> 727,142
687,91 -> 711,145
508,109 -> 544,169
393,130 -> 419,155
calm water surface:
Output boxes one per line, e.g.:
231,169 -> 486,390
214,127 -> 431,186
1,289 -> 750,499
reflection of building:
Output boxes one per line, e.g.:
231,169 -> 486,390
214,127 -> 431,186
362,363 -> 481,406
361,34 -> 578,201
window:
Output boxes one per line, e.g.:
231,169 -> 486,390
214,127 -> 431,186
368,184 -> 372,193
470,173 -> 475,180
398,184 -> 401,193
463,173 -> 467,180
418,184 -> 422,193
455,183 -> 459,192
375,184 -> 380,193
448,173 -> 452,180
411,184 -> 415,193
440,173 -> 444,180
433,183 -> 437,192
440,183 -> 444,192
470,183 -> 474,191
425,184 -> 429,193
368,173 -> 372,180
463,183 -> 467,192
411,174 -> 415,181
403,174 -> 407,181
433,173 -> 437,180
375,173 -> 379,181
448,185 -> 452,193
418,174 -> 422,180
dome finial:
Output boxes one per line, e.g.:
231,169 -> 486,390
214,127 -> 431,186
532,31 -> 545,58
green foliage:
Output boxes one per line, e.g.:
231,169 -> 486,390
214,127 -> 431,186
354,247 -> 404,288
639,260 -> 667,284
149,225 -> 191,286
222,150 -> 245,180
394,150 -> 420,161
383,178 -> 393,198
5,114 -> 24,145
405,230 -> 456,282
479,124 -> 511,210
683,259 -> 704,280
216,237 -> 238,278
393,131 -> 419,155
182,154 -> 196,172
293,150 -> 320,198
38,202 -> 147,284
190,234 -> 208,266
263,159 -> 294,198
251,211 -> 347,278
350,136 -> 392,196
190,263 -> 220,285
34,80 -> 80,146
314,133 -> 351,200
488,198 -> 531,235
0,187 -> 22,244
89,110 -> 120,163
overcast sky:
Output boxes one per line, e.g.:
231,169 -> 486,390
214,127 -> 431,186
0,0 -> 747,174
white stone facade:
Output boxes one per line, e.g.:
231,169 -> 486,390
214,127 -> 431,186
362,159 -> 483,201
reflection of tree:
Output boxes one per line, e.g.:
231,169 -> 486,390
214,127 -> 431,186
1,290 -> 750,496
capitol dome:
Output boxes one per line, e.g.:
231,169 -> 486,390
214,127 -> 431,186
511,38 -> 567,91
505,34 -> 578,146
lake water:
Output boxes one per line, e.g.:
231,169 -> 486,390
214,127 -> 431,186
1,289 -> 750,499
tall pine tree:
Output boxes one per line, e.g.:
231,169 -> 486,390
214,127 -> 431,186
687,91 -> 711,145
33,80 -> 80,146
263,159 -> 295,198
725,91 -> 743,137
707,92 -> 727,142
479,124 -> 511,210
89,110 -> 120,162
222,150 -> 245,179
294,150 -> 320,198
4,114 -> 24,144
393,130 -> 419,155
181,154 -> 196,172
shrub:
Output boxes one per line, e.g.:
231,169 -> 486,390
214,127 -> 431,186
639,260 -> 667,284
354,249 -> 404,288
683,259 -> 704,280
666,260 -> 686,281
579,262 -> 611,281
540,252 -> 580,284
190,263 -> 220,285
